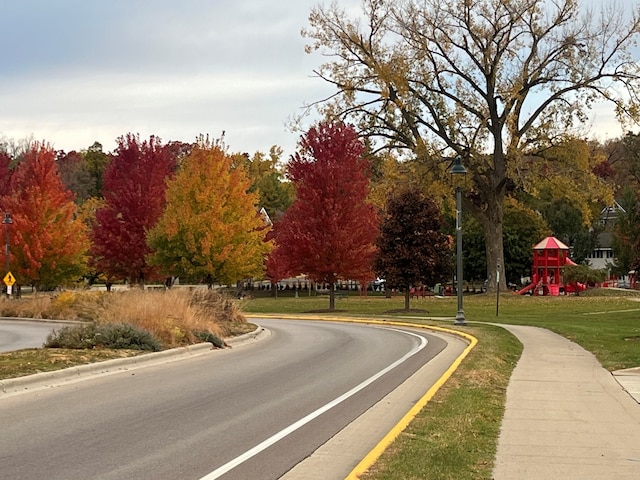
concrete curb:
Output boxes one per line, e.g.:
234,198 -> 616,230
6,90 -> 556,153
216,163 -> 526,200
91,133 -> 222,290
0,317 -> 83,325
225,326 -> 268,347
0,326 -> 267,398
612,368 -> 640,404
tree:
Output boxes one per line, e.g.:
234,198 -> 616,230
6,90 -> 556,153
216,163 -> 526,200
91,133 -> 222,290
56,150 -> 92,204
232,146 -> 294,219
90,134 -> 177,285
374,187 -> 451,310
147,141 -> 272,287
602,132 -> 640,274
271,122 -> 379,310
613,186 -> 640,275
0,150 -> 12,196
563,264 -> 606,295
502,199 -> 552,285
456,198 -> 551,287
304,0 -> 640,291
0,142 -> 89,290
83,141 -> 109,199
264,237 -> 291,298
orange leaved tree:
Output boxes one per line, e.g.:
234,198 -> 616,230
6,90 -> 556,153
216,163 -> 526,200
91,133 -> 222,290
1,142 -> 89,290
147,140 -> 272,287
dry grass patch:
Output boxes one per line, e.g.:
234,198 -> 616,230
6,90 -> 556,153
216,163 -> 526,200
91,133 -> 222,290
1,288 -> 249,349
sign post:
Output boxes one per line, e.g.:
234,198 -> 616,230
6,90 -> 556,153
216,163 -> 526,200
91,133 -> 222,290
4,271 -> 15,296
496,265 -> 500,316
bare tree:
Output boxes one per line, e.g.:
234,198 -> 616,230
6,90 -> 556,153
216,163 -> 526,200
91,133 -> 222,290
304,0 -> 640,291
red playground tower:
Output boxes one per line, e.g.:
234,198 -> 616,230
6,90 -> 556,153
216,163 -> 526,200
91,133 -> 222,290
519,236 -> 576,295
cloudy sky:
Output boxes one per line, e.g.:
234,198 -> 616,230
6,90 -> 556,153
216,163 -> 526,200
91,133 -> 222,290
0,0 -> 355,157
0,1 -> 632,158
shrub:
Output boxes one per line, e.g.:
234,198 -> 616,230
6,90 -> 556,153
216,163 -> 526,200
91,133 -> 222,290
45,323 -> 162,351
2,287 -> 247,349
193,330 -> 226,348
189,289 -> 245,326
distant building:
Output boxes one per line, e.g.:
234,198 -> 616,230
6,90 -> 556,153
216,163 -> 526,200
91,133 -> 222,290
586,202 -> 625,271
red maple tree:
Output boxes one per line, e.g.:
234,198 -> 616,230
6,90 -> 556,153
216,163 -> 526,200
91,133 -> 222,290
270,122 -> 379,309
0,151 -> 12,197
264,230 -> 291,298
90,134 -> 177,285
1,142 -> 89,290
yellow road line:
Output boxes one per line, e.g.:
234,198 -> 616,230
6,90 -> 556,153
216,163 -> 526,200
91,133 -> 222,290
246,314 -> 478,479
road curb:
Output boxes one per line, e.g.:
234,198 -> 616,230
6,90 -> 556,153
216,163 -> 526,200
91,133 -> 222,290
0,326 -> 267,398
247,315 -> 477,479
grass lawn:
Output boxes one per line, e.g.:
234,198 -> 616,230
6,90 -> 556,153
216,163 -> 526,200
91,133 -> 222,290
242,288 -> 640,479
2,287 -> 638,479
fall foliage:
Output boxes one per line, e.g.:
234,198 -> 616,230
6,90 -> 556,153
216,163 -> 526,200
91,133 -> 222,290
90,134 -> 177,285
147,141 -> 272,286
270,122 -> 379,309
304,0 -> 640,291
0,142 -> 88,290
374,187 -> 451,310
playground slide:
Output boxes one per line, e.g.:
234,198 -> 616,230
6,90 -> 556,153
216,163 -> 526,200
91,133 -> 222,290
515,283 -> 536,295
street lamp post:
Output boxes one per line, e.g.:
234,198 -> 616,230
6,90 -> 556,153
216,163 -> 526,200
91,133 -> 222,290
3,212 -> 13,297
450,157 -> 467,326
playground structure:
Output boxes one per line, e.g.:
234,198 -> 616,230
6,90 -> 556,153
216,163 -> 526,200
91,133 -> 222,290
516,236 -> 582,296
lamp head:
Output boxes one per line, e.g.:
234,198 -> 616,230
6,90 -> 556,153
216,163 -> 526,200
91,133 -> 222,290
2,213 -> 12,225
449,156 -> 467,175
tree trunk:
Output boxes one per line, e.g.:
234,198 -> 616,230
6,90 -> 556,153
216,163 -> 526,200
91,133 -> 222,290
329,282 -> 335,310
476,199 -> 507,293
404,288 -> 410,310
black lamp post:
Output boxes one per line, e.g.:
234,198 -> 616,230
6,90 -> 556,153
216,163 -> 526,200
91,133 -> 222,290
450,157 -> 467,326
2,212 -> 12,296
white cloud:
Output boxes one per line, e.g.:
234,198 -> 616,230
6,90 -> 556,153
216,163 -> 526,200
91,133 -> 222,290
1,0 -> 636,158
0,0 -> 340,156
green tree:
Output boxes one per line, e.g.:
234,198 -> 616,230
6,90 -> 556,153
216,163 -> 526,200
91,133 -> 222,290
83,141 -> 109,199
563,264 -> 606,295
56,150 -> 92,204
613,187 -> 640,275
461,199 -> 551,286
232,147 -> 294,219
304,0 -> 640,291
502,199 -> 552,285
147,141 -> 272,287
374,187 -> 451,310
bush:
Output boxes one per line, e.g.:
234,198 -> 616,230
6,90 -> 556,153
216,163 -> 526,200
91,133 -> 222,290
193,329 -> 226,348
1,287 -> 248,349
45,323 -> 162,351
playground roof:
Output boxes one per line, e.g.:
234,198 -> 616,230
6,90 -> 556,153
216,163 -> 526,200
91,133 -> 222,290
533,236 -> 570,250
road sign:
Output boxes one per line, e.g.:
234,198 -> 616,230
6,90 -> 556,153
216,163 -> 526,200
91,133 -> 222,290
3,272 -> 15,286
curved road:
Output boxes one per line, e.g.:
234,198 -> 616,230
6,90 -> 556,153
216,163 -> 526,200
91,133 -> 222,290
0,318 -> 465,479
0,319 -> 76,353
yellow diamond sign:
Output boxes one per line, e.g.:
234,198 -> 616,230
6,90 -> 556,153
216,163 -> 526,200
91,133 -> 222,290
3,272 -> 15,287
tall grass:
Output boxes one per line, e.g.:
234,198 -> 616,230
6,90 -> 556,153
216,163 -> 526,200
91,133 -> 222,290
0,288 -> 248,348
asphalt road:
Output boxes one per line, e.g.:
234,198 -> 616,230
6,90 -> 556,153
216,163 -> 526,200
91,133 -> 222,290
0,319 -> 75,353
0,318 -> 457,479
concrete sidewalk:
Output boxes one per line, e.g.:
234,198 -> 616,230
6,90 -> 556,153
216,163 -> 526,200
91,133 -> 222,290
493,325 -> 640,479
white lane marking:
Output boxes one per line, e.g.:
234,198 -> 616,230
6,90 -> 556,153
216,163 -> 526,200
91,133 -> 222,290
199,327 -> 427,479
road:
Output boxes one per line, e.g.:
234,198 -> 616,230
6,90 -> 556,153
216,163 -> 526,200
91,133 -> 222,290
0,319 -> 76,353
0,318 -> 464,479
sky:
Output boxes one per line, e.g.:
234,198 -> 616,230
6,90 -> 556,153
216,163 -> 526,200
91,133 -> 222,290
0,0 -> 352,158
0,1 -> 634,159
